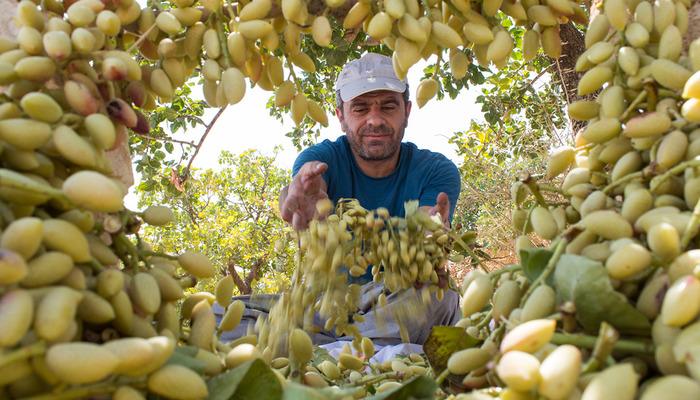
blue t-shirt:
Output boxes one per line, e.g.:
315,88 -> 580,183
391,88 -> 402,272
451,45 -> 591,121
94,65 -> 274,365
293,136 -> 461,283
292,136 -> 461,222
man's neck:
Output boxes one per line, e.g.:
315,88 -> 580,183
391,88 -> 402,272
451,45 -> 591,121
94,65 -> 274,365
351,148 -> 401,178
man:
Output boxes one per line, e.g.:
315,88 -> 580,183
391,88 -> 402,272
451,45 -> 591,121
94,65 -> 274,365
217,53 -> 461,345
281,53 -> 459,233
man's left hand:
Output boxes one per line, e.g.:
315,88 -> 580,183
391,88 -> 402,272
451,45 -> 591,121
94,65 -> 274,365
421,192 -> 451,228
416,192 -> 451,291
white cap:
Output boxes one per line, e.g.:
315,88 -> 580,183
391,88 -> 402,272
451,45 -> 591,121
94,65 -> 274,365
334,53 -> 407,102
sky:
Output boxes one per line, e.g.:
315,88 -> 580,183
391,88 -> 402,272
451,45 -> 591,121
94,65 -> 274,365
126,59 -> 485,206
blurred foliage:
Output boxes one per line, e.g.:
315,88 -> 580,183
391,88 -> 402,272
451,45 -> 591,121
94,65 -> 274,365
136,149 -> 295,294
446,26 -> 570,258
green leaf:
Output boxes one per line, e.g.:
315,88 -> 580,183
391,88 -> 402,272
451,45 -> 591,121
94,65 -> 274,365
519,247 -> 554,284
365,376 -> 437,400
165,351 -> 207,374
207,359 -> 283,400
312,346 -> 337,366
282,382 -> 367,400
175,345 -> 200,357
423,326 -> 481,373
281,382 -> 329,400
554,254 -> 651,335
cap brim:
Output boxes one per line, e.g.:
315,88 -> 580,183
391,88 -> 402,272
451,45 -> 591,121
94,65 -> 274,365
339,78 -> 407,102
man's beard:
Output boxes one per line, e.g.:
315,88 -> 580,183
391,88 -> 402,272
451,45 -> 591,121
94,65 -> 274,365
344,121 -> 406,161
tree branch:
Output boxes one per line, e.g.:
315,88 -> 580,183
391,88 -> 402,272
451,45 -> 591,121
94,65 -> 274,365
182,106 -> 227,180
228,261 -> 251,294
137,133 -> 197,147
245,258 -> 265,290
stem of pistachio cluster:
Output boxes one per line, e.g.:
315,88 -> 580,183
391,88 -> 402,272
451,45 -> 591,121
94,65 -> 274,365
537,184 -> 563,194
214,12 -> 231,68
551,330 -> 654,357
126,23 -> 157,53
522,206 -> 535,236
116,233 -> 140,268
435,368 -> 450,386
518,239 -> 566,308
649,135 -> 662,164
86,258 -> 105,273
0,341 -> 46,369
286,57 -> 303,92
0,172 -> 67,201
524,181 -> 549,208
668,108 -> 684,122
351,371 -> 402,387
486,324 -> 506,344
583,322 -> 619,372
602,171 -> 644,194
475,310 -> 493,330
462,246 -> 489,273
620,90 -> 647,121
141,250 -> 178,260
574,143 -> 596,152
650,159 -> 700,193
224,0 -> 237,20
682,197 -> 700,249
433,54 -> 442,81
488,264 -> 521,278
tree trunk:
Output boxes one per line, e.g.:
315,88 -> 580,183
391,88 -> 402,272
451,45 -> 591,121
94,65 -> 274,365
0,0 -> 17,39
227,259 -> 264,295
228,263 -> 252,294
555,22 -> 588,137
684,0 -> 700,48
550,0 -> 605,138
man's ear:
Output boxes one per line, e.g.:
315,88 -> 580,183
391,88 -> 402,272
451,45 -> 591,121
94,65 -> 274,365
405,100 -> 412,118
335,108 -> 344,126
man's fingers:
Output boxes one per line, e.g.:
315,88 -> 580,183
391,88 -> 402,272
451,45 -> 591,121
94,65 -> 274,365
313,162 -> 328,175
280,196 -> 297,223
435,192 -> 450,218
300,161 -> 327,180
434,192 -> 451,227
436,192 -> 449,211
292,211 -> 308,231
300,163 -> 327,193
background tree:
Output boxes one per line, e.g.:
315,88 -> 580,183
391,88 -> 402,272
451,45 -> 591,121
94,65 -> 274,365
137,149 -> 296,294
440,23 -> 571,265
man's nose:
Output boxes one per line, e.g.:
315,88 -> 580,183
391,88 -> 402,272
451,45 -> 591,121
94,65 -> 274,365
365,105 -> 385,127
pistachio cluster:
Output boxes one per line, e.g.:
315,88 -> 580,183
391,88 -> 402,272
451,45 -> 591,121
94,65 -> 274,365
442,0 -> 700,397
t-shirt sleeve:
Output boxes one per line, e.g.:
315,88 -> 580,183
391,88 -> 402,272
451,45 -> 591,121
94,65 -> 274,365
292,142 -> 332,184
419,156 -> 461,222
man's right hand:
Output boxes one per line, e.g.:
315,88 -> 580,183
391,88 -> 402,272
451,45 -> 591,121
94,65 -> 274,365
280,161 -> 329,231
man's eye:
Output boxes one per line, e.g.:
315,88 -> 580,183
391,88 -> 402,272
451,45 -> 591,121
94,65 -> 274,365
353,107 -> 367,113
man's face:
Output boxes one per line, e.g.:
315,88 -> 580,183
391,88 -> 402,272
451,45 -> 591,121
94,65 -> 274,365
337,90 -> 412,162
